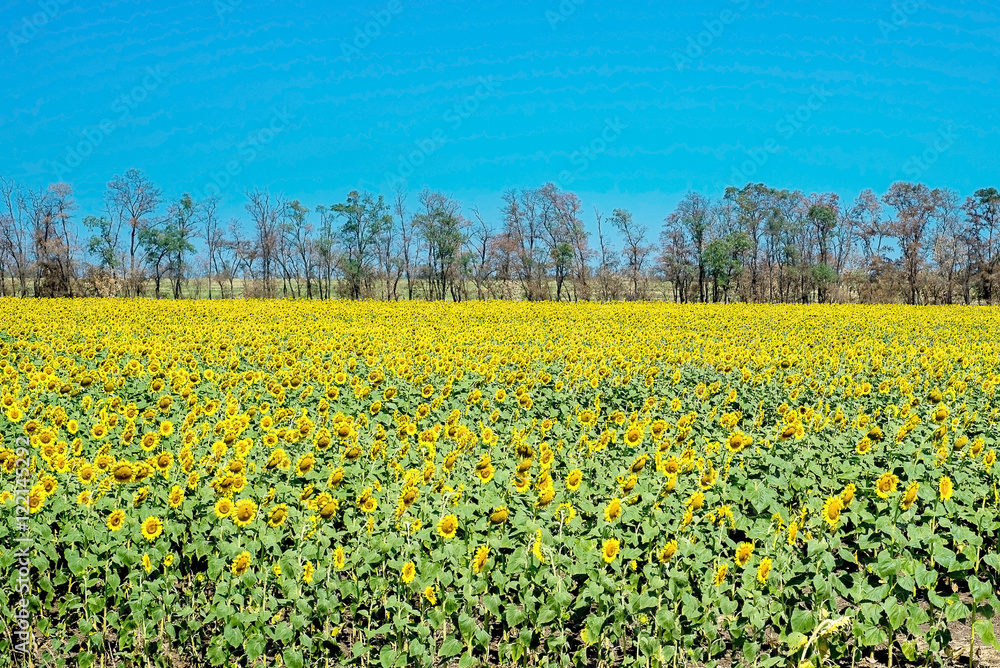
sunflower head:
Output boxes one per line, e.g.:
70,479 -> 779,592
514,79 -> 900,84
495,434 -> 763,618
231,551 -> 252,577
601,538 -> 620,564
140,516 -> 164,542
437,514 -> 458,539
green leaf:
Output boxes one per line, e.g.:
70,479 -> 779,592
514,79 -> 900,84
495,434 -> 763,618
283,648 -> 304,668
224,624 -> 244,648
536,604 -> 558,626
969,576 -> 992,603
439,638 -> 464,658
790,608 -> 816,635
974,619 -> 1000,651
246,636 -> 265,661
884,598 -> 907,631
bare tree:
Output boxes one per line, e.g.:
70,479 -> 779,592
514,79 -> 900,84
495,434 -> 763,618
610,208 -> 652,300
106,169 -> 161,296
244,187 -> 285,298
882,182 -> 940,305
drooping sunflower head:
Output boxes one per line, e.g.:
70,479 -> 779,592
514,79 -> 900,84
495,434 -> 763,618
714,562 -> 728,586
658,539 -> 678,563
472,544 -> 490,574
734,541 -> 754,567
938,475 -> 954,501
901,481 -> 919,510
840,483 -> 856,507
489,506 -> 509,525
604,498 -> 623,523
168,485 -> 184,508
268,503 -> 289,527
112,461 -> 135,484
821,495 -> 842,528
601,538 -> 620,564
756,557 -> 772,584
231,551 -> 252,577
333,546 -> 346,570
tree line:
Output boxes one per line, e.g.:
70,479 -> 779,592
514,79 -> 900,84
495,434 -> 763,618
1,169 -> 998,304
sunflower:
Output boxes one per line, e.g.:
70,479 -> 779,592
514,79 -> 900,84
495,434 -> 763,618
840,483 -> 856,507
787,521 -> 799,545
489,506 -> 509,525
875,472 -> 899,498
333,546 -> 346,569
476,463 -> 495,484
565,469 -> 582,491
686,491 -> 705,510
472,544 -> 490,574
159,421 -> 174,437
401,561 -> 416,584
714,563 -> 728,586
231,551 -> 252,577
856,437 -> 873,455
423,586 -> 437,605
536,486 -> 555,508
699,466 -> 718,490
141,516 -> 164,542
295,453 -> 316,476
142,554 -> 152,574
112,461 -> 135,484
555,502 -> 576,524
233,499 -> 257,527
302,561 -> 314,584
27,488 -> 44,514
658,539 -> 678,563
601,538 -> 620,564
532,529 -> 546,563
168,485 -> 184,509
756,557 -> 772,584
214,498 -> 234,518
821,495 -> 842,528
734,541 -> 754,567
939,476 -> 954,501
107,509 -> 126,532
437,514 -> 458,539
603,498 -> 623,523
624,426 -> 643,447
268,504 -> 289,527
901,481 -> 919,510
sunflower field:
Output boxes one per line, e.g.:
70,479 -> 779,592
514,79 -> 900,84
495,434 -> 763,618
2,300 -> 1000,668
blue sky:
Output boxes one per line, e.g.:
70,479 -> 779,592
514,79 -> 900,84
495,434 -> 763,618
1,0 -> 997,235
